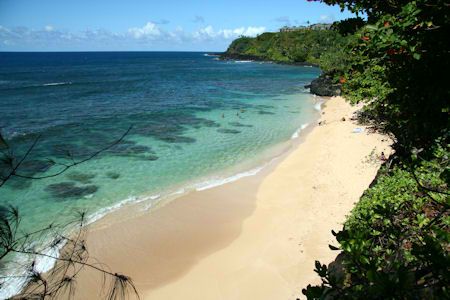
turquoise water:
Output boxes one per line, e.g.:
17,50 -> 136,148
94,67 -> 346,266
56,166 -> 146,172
0,52 -> 320,295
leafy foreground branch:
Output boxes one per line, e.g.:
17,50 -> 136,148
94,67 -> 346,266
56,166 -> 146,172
302,139 -> 449,299
298,1 -> 449,298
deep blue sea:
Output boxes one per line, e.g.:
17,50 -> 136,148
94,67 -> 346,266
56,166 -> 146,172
0,52 -> 320,296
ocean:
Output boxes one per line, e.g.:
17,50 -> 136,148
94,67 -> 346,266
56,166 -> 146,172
0,51 -> 320,296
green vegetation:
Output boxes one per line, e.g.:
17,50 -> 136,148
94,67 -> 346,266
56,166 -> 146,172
223,28 -> 351,66
303,139 -> 449,299
299,0 -> 450,298
224,0 -> 449,298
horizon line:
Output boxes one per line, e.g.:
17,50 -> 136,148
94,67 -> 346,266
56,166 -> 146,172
0,50 -> 224,53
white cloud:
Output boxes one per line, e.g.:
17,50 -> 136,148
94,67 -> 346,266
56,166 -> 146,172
193,25 -> 216,40
240,26 -> 266,37
128,22 -> 161,39
0,22 -> 267,50
194,25 -> 266,41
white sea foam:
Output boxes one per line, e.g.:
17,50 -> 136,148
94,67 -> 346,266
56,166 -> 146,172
0,190 -> 164,298
34,241 -> 67,274
171,188 -> 186,196
291,123 -> 310,139
195,166 -> 264,191
0,237 -> 67,299
235,60 -> 253,63
0,259 -> 29,299
43,82 -> 72,86
314,98 -> 324,111
86,194 -> 161,225
0,161 -> 271,298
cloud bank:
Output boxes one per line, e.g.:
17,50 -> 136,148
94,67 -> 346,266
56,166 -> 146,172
0,22 -> 266,51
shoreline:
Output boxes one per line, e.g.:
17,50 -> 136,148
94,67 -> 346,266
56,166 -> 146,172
3,92 -> 320,300
83,94 -> 320,231
218,52 -> 320,68
73,96 -> 392,299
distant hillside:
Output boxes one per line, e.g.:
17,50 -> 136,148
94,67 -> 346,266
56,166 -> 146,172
221,27 -> 347,66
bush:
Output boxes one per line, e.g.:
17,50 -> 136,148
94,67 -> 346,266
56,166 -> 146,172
303,139 -> 450,299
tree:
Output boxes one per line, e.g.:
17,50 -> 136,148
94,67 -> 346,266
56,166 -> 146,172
0,129 -> 140,299
302,0 -> 450,298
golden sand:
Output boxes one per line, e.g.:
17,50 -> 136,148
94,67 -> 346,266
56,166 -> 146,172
74,96 -> 392,300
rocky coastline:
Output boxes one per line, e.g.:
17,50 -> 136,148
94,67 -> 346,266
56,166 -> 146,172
304,73 -> 342,97
218,52 -> 320,67
218,52 -> 340,96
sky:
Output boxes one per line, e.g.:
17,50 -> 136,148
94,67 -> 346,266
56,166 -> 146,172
0,0 -> 357,51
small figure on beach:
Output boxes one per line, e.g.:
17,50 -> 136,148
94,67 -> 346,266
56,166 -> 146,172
341,117 -> 346,122
380,152 -> 387,162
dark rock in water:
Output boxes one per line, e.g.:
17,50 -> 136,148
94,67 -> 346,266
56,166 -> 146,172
67,172 -> 96,184
217,128 -> 241,134
108,142 -> 156,156
307,74 -> 342,96
258,110 -> 275,115
256,105 -> 275,109
52,143 -> 93,159
160,135 -> 196,144
20,160 -> 53,176
219,53 -> 263,61
0,157 -> 12,179
128,145 -> 152,154
192,119 -> 220,129
106,172 -> 120,179
2,159 -> 51,190
45,182 -> 98,199
3,177 -> 32,190
135,114 -> 218,143
121,140 -> 137,146
0,205 -> 8,216
229,122 -> 253,128
143,154 -> 159,161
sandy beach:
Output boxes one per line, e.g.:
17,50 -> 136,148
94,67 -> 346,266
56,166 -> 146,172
73,96 -> 392,300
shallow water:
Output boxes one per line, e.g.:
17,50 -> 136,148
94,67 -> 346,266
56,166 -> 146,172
0,52 -> 320,296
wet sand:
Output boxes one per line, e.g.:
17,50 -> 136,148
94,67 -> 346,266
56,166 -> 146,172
73,96 -> 392,300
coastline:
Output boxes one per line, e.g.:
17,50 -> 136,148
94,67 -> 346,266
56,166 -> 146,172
73,96 -> 392,299
219,52 -> 320,67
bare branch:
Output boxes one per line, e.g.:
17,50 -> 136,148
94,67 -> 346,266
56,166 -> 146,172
13,126 -> 133,181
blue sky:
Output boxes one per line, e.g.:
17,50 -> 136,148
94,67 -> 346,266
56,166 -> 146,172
0,0 -> 356,51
